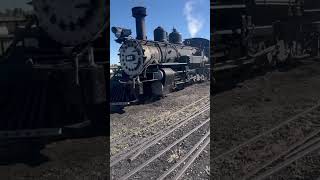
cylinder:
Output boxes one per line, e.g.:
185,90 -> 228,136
132,6 -> 147,40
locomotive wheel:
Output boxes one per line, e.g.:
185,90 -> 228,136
266,52 -> 277,68
260,56 -> 269,68
201,74 -> 206,81
196,74 -> 201,82
188,74 -> 196,83
151,81 -> 164,96
289,41 -> 303,59
276,40 -> 290,64
187,74 -> 192,84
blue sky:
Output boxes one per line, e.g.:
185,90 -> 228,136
110,0 -> 210,64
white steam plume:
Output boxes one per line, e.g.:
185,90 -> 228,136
130,0 -> 145,7
183,0 -> 204,38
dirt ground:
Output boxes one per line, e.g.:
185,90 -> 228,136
0,136 -> 107,180
212,59 -> 320,179
110,82 -> 209,152
110,82 -> 210,179
110,82 -> 210,139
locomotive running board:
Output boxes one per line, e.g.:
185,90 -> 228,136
0,120 -> 94,139
111,99 -> 139,106
111,102 -> 131,106
0,128 -> 62,139
63,120 -> 91,129
213,58 -> 255,72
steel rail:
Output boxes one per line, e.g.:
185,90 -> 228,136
157,131 -> 210,180
111,104 -> 209,162
285,134 -> 320,159
111,99 -> 210,150
110,104 -> 209,166
110,95 -> 209,145
252,141 -> 320,180
242,128 -> 320,179
128,107 -> 210,162
212,101 -> 320,161
173,138 -> 210,180
110,131 -> 163,167
118,118 -> 210,180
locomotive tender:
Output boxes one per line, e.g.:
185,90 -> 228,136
111,7 -> 210,105
212,0 -> 320,85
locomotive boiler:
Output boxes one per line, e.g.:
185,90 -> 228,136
111,7 -> 209,105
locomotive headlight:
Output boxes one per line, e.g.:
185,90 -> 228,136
112,27 -> 132,43
119,40 -> 144,77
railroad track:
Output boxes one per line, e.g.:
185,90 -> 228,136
212,100 -> 320,179
111,102 -> 210,179
249,133 -> 320,180
110,95 -> 209,157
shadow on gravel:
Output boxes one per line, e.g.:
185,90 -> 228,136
0,126 -> 106,167
212,62 -> 301,95
110,82 -> 209,114
110,96 -> 164,114
0,141 -> 49,166
110,105 -> 126,114
0,151 -> 49,167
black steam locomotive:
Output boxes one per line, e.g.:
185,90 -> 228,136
0,0 -> 107,141
110,7 -> 210,105
212,0 -> 320,85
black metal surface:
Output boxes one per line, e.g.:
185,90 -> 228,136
184,38 -> 210,57
110,78 -> 137,103
169,28 -> 182,44
0,63 -> 107,133
80,66 -> 106,104
154,26 -> 167,42
132,6 -> 147,40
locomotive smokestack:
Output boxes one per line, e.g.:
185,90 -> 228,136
132,6 -> 147,40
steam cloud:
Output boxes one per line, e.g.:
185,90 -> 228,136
131,0 -> 145,7
183,0 -> 204,38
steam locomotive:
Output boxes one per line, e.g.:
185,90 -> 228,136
212,0 -> 320,85
0,0 -> 107,140
110,7 -> 210,105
